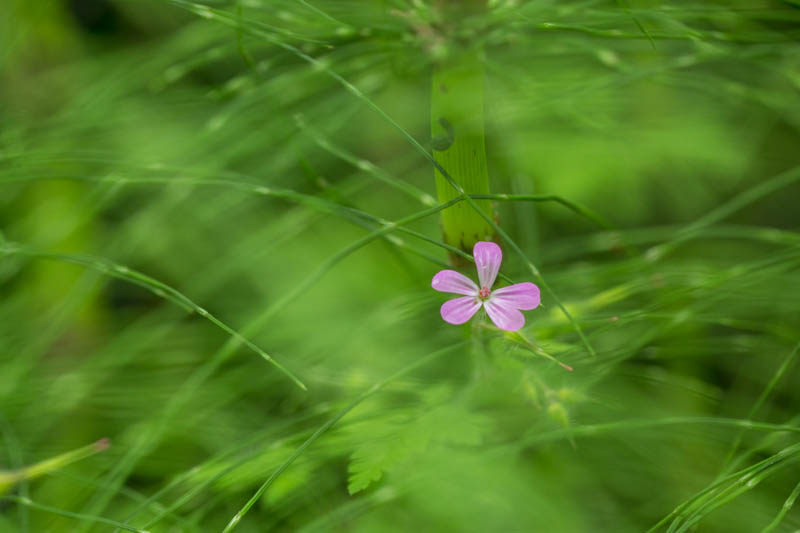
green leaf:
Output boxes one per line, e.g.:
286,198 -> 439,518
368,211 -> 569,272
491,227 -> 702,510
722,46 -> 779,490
347,398 -> 488,495
347,437 -> 407,495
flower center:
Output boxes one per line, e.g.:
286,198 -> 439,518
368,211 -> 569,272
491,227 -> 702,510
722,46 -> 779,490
478,286 -> 491,300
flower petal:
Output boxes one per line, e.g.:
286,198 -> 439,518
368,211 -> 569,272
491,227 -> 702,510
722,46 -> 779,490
473,241 -> 502,289
484,299 -> 525,331
440,296 -> 481,325
431,269 -> 478,296
490,282 -> 541,311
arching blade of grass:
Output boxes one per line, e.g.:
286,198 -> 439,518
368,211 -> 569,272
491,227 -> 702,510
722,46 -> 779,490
548,224 -> 800,263
722,340 -> 800,470
615,0 -> 656,48
118,402 -> 346,532
762,480 -> 800,533
660,341 -> 800,532
502,419 -> 800,533
646,442 -> 800,533
471,193 -> 613,230
296,0 -> 345,26
47,467 -> 197,532
221,341 -> 467,533
1,495 -> 148,533
518,417 -> 800,449
294,114 -> 436,206
646,164 -> 800,262
667,454 -> 800,533
0,242 -> 307,391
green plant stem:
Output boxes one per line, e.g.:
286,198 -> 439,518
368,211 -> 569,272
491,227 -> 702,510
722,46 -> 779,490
432,47 -> 494,251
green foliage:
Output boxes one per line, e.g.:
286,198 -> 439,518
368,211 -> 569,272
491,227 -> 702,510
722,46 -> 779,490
1,1 -> 800,532
348,388 -> 487,494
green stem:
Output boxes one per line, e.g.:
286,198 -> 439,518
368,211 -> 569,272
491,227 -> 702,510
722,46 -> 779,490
0,439 -> 109,496
432,47 -> 494,253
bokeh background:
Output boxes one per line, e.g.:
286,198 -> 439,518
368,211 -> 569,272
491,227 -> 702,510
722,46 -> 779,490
1,1 -> 800,531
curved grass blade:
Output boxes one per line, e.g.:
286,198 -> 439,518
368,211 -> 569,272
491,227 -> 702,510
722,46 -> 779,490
667,453 -> 800,533
722,340 -> 800,470
2,495 -> 148,533
762,480 -> 800,533
646,164 -> 800,262
294,114 -> 436,206
517,417 -> 800,450
0,242 -> 307,391
645,443 -> 800,532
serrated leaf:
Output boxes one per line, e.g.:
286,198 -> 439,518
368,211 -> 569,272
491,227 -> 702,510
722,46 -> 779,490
347,437 -> 406,495
346,399 -> 488,495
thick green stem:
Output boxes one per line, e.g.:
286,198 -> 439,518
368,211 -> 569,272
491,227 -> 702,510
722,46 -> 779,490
432,47 -> 494,255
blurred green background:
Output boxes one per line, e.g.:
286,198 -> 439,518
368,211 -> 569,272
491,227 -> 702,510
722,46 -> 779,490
1,1 -> 800,531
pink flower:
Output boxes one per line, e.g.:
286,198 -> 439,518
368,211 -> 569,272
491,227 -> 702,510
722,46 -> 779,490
431,241 -> 541,331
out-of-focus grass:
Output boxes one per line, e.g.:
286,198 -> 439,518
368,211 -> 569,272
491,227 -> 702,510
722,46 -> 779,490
1,1 -> 799,531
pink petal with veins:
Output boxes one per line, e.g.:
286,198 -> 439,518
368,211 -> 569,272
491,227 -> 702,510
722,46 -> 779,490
484,299 -> 525,331
440,296 -> 481,325
431,269 -> 478,295
473,241 -> 502,289
490,282 -> 541,310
